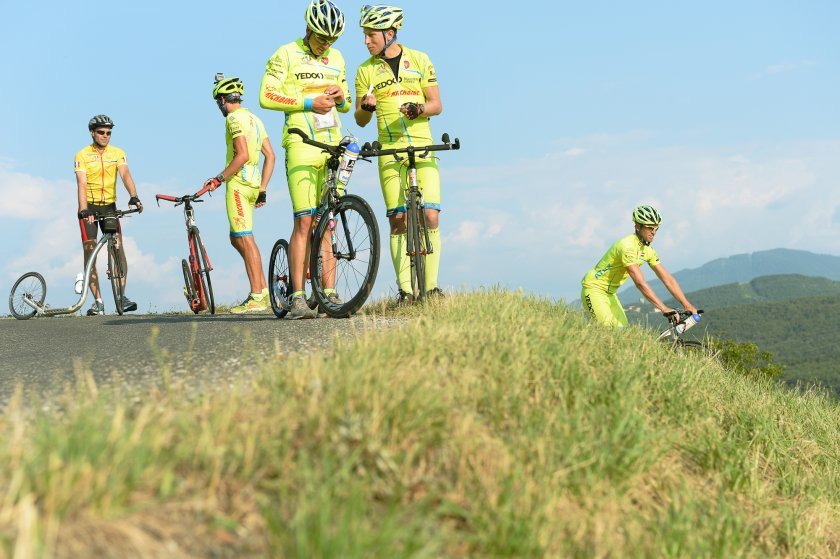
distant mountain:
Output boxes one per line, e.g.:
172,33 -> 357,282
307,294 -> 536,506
619,248 -> 840,305
623,276 -> 840,398
627,274 -> 840,314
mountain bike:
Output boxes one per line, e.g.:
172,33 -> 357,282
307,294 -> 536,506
658,309 -> 707,352
155,184 -> 215,314
362,133 -> 460,301
9,207 -> 140,319
268,127 -> 380,319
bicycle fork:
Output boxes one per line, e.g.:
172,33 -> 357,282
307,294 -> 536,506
406,166 -> 433,258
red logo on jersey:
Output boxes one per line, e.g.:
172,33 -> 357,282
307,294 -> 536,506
321,57 -> 329,64
403,60 -> 409,69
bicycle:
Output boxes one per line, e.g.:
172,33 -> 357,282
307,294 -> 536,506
155,184 -> 215,314
362,133 -> 460,301
9,207 -> 141,319
268,127 -> 380,319
658,309 -> 707,352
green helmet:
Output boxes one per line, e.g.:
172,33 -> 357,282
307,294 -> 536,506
632,205 -> 662,226
212,75 -> 244,101
305,0 -> 345,37
359,4 -> 404,30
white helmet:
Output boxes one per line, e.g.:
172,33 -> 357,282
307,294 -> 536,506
305,0 -> 345,37
359,4 -> 404,30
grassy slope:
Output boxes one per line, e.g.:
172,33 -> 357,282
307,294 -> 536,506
1,291 -> 839,558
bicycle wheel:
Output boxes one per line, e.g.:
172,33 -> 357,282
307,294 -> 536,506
192,228 -> 215,314
310,194 -> 380,318
108,239 -> 125,315
9,272 -> 46,320
675,339 -> 708,354
182,258 -> 197,312
406,191 -> 426,301
268,238 -> 292,319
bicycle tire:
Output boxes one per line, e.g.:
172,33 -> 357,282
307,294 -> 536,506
192,228 -> 215,315
182,258 -> 197,312
108,239 -> 125,315
268,238 -> 292,319
9,272 -> 46,320
406,190 -> 426,301
310,194 -> 380,318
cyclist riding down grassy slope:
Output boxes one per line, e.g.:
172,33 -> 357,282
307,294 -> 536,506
259,0 -> 351,319
581,205 -> 698,328
354,4 -> 445,305
205,75 -> 276,314
74,114 -> 143,316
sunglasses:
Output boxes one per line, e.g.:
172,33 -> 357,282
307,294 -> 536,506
312,33 -> 338,45
94,130 -> 112,136
640,224 -> 659,232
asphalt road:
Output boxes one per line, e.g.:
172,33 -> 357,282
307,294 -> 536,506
0,312 -> 402,408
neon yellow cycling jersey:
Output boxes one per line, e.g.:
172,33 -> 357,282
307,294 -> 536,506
259,39 -> 351,147
355,45 -> 438,146
225,107 -> 268,189
73,144 -> 127,204
581,234 -> 661,294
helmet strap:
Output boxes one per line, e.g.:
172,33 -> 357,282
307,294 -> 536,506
634,224 -> 651,246
378,30 -> 397,57
216,97 -> 229,117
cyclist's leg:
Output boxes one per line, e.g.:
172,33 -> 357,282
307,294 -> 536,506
581,287 -> 628,328
381,157 -> 411,293
227,180 -> 266,294
287,145 -> 327,297
417,158 -> 441,290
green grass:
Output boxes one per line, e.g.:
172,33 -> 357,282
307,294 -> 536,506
1,290 -> 839,558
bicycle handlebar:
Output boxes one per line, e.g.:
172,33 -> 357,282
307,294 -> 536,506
361,133 -> 460,159
287,127 -> 350,156
155,184 -> 212,206
93,207 -> 140,220
663,309 -> 704,319
288,127 -> 461,160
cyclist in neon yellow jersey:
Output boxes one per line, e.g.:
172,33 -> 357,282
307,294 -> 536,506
204,75 -> 277,314
259,0 -> 350,319
74,114 -> 143,316
354,4 -> 444,304
581,205 -> 697,328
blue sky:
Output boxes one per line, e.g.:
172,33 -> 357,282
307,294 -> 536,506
2,1 -> 839,312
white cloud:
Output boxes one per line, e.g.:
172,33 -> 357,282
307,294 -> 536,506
751,59 -> 817,79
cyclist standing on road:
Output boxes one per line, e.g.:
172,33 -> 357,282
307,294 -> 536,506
354,5 -> 444,304
74,115 -> 143,316
204,75 -> 277,314
581,205 -> 698,328
259,0 -> 351,320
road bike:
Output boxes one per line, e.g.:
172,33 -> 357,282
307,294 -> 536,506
9,207 -> 140,319
268,128 -> 380,319
362,133 -> 460,301
156,184 -> 215,314
658,309 -> 708,352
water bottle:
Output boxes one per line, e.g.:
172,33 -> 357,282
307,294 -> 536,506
335,140 -> 361,188
675,313 -> 701,335
74,272 -> 84,294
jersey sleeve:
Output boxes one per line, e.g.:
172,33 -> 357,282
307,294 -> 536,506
420,53 -> 438,89
259,46 -> 304,112
647,247 -> 661,267
226,114 -> 244,139
73,150 -> 84,173
336,57 -> 352,114
354,65 -> 370,104
115,147 -> 128,167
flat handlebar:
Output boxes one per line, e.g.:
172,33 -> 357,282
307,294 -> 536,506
155,184 -> 212,206
287,127 -> 349,156
93,207 -> 140,220
288,127 -> 461,160
361,133 -> 460,158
